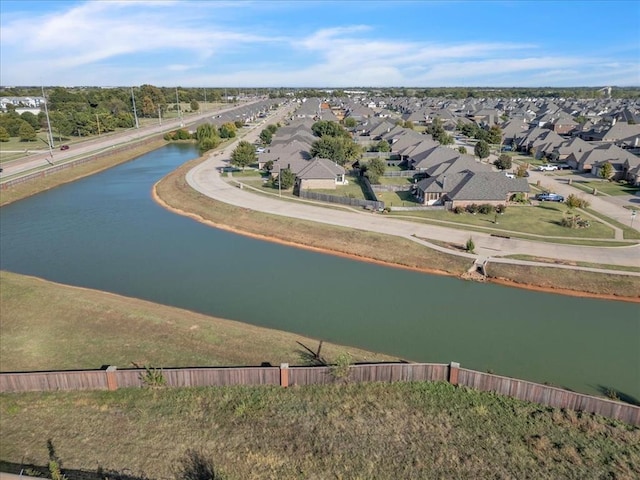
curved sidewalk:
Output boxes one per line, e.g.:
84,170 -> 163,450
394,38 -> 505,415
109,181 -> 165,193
186,151 -> 640,274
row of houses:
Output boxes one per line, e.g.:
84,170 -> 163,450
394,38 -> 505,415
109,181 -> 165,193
300,94 -> 640,186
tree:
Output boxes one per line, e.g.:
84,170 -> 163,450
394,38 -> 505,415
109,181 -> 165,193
18,121 -> 37,141
190,99 -> 200,111
141,96 -> 156,117
0,126 -> 9,142
273,167 -> 294,189
474,140 -> 490,160
230,141 -> 255,170
494,154 -> 512,170
466,237 -> 475,253
363,157 -> 386,183
343,117 -> 357,128
20,111 -> 40,129
516,164 -> 529,178
458,146 -> 467,154
259,129 -> 273,145
426,118 -> 453,145
311,136 -> 361,166
219,122 -> 237,139
376,140 -> 390,152
487,125 -> 502,144
599,162 -> 614,181
311,120 -> 347,138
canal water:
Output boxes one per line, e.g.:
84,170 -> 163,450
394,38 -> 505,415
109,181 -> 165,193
1,143 -> 638,400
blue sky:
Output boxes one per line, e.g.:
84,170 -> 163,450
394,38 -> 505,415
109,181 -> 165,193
1,0 -> 639,87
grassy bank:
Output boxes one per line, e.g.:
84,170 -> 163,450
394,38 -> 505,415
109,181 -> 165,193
1,383 -> 638,479
0,271 -> 395,372
156,155 -> 640,299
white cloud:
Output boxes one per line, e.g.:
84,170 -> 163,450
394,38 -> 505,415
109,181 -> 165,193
1,1 -> 637,86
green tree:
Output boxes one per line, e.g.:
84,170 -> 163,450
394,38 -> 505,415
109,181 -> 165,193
18,121 -> 37,141
273,167 -> 294,189
426,118 -> 453,145
311,120 -> 347,138
487,125 -> 502,144
259,129 -> 273,144
599,162 -> 614,181
458,146 -> 467,154
230,141 -> 255,170
196,123 -> 217,140
311,136 -> 361,166
219,122 -> 237,139
474,140 -> 490,160
190,99 -> 200,111
0,126 -> 9,142
343,117 -> 357,128
375,140 -> 391,152
466,237 -> 475,253
20,111 -> 40,129
404,120 -> 414,130
494,154 -> 512,170
198,135 -> 221,153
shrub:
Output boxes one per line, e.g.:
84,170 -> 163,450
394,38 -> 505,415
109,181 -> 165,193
330,352 -> 352,381
453,206 -> 465,214
465,203 -> 479,214
478,203 -> 494,215
495,204 -> 507,214
466,237 -> 475,253
134,363 -> 166,387
565,193 -> 590,209
510,192 -> 527,203
174,449 -> 225,480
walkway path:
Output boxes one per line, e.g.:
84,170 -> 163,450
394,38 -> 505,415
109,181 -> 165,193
185,121 -> 640,274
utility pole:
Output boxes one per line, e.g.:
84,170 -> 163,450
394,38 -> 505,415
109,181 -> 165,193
41,85 -> 54,164
175,87 -> 183,127
158,106 -> 162,125
131,87 -> 139,128
203,89 -> 207,111
95,113 -> 101,136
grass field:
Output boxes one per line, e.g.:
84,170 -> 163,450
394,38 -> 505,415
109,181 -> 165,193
1,382 -> 638,479
571,179 -> 640,196
0,271 -> 394,372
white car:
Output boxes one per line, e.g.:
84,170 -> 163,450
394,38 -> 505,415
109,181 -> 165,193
538,165 -> 558,171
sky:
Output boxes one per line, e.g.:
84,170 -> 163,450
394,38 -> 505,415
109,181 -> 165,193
1,0 -> 639,88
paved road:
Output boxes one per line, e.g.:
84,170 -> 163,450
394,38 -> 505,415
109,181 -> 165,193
0,102 -> 261,179
185,115 -> 640,273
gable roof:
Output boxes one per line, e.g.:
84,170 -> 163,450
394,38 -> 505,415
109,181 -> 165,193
296,157 -> 345,179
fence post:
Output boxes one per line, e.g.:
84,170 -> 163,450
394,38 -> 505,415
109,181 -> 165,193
106,366 -> 118,391
448,362 -> 460,386
280,363 -> 289,388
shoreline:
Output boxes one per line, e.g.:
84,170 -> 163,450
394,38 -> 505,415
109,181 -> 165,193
151,180 -> 640,304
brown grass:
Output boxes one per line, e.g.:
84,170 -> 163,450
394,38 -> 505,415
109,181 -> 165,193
1,382 -> 638,479
0,271 -> 396,373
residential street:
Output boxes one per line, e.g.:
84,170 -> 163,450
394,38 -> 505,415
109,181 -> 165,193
186,130 -> 640,273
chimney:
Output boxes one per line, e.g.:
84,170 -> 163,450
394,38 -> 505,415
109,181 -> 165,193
442,175 -> 447,191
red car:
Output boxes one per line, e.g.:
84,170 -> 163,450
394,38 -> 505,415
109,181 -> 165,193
60,145 -> 70,151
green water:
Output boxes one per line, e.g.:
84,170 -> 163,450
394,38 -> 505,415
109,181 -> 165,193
1,143 -> 638,400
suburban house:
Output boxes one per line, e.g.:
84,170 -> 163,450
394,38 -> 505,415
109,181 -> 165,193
415,171 -> 530,207
565,143 -> 637,176
295,157 -> 347,191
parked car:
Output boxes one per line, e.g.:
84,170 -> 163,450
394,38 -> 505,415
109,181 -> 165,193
537,164 -> 558,171
60,145 -> 70,151
535,193 -> 564,202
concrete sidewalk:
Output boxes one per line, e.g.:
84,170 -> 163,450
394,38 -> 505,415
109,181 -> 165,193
186,143 -> 640,273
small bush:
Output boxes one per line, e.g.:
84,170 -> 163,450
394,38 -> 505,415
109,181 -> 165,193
134,363 -> 166,387
495,204 -> 507,214
330,352 -> 353,381
466,237 -> 475,253
465,203 -> 479,214
174,449 -> 225,480
478,203 -> 494,215
453,206 -> 465,214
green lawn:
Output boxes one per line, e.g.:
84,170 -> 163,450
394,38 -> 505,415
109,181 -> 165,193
571,179 -> 639,196
376,190 -> 422,207
391,203 -> 617,239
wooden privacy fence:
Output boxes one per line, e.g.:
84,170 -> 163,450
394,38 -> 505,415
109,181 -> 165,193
1,362 -> 638,425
